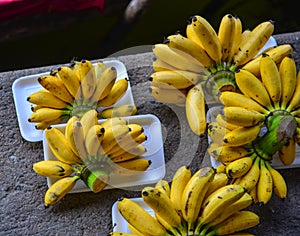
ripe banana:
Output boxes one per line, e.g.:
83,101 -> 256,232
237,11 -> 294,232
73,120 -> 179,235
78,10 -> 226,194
28,107 -> 70,123
33,160 -> 73,178
185,83 -> 207,136
71,59 -> 94,82
79,109 -> 98,138
225,156 -> 254,178
238,155 -> 260,192
71,121 -> 89,162
150,85 -> 187,105
278,136 -> 296,165
111,144 -> 147,162
65,116 -> 81,156
207,122 -> 229,144
152,57 -> 177,72
257,159 -> 273,205
114,157 -> 151,176
228,16 -> 242,63
80,65 -> 96,100
44,176 -> 80,207
215,113 -> 241,131
286,71 -> 300,112
99,104 -> 137,119
205,172 -> 229,198
85,124 -> 105,157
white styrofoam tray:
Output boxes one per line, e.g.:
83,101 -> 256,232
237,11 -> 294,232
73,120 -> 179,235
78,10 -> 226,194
12,60 -> 134,142
207,106 -> 300,169
112,197 -> 152,233
43,114 -> 166,193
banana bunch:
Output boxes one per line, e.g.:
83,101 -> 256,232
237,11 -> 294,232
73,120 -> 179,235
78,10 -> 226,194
111,166 -> 260,236
150,13 -> 293,136
27,59 -> 136,129
33,111 -> 150,206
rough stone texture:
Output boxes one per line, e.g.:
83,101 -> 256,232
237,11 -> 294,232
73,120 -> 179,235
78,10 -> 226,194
1,32 -> 300,235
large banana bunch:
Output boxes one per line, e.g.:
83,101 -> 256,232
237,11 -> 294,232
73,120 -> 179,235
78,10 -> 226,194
150,13 -> 293,135
27,59 -> 136,129
207,54 -> 300,204
111,166 -> 260,236
33,112 -> 150,206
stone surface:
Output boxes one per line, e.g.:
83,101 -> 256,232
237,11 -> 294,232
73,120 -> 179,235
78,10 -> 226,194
1,32 -> 300,235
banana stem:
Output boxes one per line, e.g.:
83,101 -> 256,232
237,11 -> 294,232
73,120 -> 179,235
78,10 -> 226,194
252,114 -> 296,160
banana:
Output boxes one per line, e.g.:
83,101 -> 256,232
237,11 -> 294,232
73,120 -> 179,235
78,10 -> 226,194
142,186 -> 183,229
128,223 -> 144,236
65,116 -> 81,156
257,159 -> 273,205
279,55 -> 297,109
286,71 -> 300,112
37,75 -> 74,103
55,66 -> 81,98
260,53 -> 281,109
221,106 -> 265,127
155,179 -> 171,197
218,14 -> 236,61
111,144 -> 147,162
208,143 -> 252,162
150,85 -> 187,105
152,43 -> 204,73
80,65 -> 96,100
152,57 -> 178,72
34,117 -> 66,130
97,78 -> 129,107
79,109 -> 98,138
170,165 -> 192,213
71,59 -> 94,82
228,16 -> 242,63
149,70 -> 201,89
85,124 -> 105,156
186,17 -> 204,47
226,156 -> 253,178
215,163 -> 227,173
117,197 -> 170,236
28,107 -> 70,123
72,121 -> 89,162
100,117 -> 128,130
235,70 -> 273,110
223,125 -> 261,147
233,20 -> 274,66
265,161 -> 287,200
99,104 -> 137,119
198,184 -> 246,226
219,91 -> 268,114
205,211 -> 259,236
110,232 -> 137,236
278,136 -> 296,165
188,15 -> 222,62
180,167 -> 215,232
27,89 -> 71,109
207,122 -> 229,144
164,33 -> 213,68
113,157 -> 151,176
45,126 -> 82,164
215,113 -> 241,131
90,66 -> 117,103
32,160 -> 73,178
238,156 -> 260,192
205,172 -> 229,198
44,176 -> 80,207
185,83 -> 206,136
242,44 -> 293,77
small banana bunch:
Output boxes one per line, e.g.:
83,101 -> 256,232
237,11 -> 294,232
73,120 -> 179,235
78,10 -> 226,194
27,59 -> 136,130
150,13 -> 293,135
33,111 -> 150,206
111,166 -> 260,236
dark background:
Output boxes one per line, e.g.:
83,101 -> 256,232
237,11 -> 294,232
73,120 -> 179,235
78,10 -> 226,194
1,0 -> 299,72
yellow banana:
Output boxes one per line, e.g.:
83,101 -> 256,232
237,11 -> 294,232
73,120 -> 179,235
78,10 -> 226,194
278,136 -> 296,165
71,59 -> 94,82
242,44 -> 293,77
99,104 -> 137,119
70,120 -> 89,162
222,106 -> 265,127
117,197 -> 170,236
228,16 -> 242,63
207,122 -> 229,144
198,184 -> 246,226
257,159 -> 273,205
215,113 -> 241,130
45,126 -> 82,164
27,89 -> 71,109
65,116 -> 81,156
206,211 -> 259,236
238,156 -> 260,192
226,156 -> 253,178
235,69 -> 273,109
215,163 -> 227,173
90,66 -> 117,102
79,109 -> 98,138
180,167 -> 215,231
249,184 -> 258,204
233,20 -> 274,66
85,124 -> 105,157
113,157 -> 151,176
28,107 -> 70,123
100,117 -> 128,130
205,172 -> 229,198
219,91 -> 268,114
170,165 -> 192,213
142,186 -> 183,229
152,57 -> 178,72
152,43 -> 204,73
150,85 -> 187,105
44,176 -> 80,207
260,53 -> 281,109
218,14 -> 236,61
155,179 -> 171,197
110,232 -> 137,236
164,33 -> 213,68
127,223 -> 144,236
185,83 -> 206,136
265,161 -> 287,200
56,66 -> 81,98
286,71 -> 300,112
97,78 -> 129,107
208,143 -> 252,162
37,75 -> 74,103
80,65 -> 96,100
149,70 -> 201,89
188,15 -> 222,62
186,17 -> 203,47
34,117 -> 66,130
33,160 -> 73,178
111,144 -> 147,162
